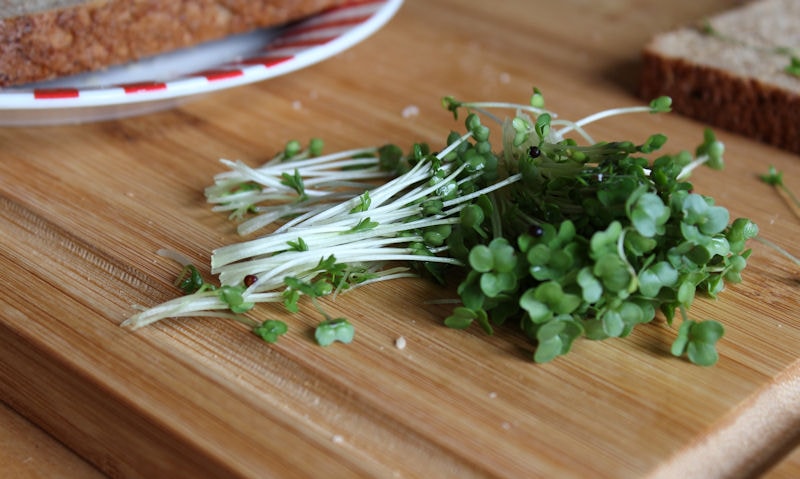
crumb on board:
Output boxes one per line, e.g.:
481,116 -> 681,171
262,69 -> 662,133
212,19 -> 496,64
401,105 -> 419,118
394,336 -> 407,350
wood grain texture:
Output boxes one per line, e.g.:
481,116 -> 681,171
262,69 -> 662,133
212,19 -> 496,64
0,401 -> 105,479
0,0 -> 798,478
764,442 -> 800,478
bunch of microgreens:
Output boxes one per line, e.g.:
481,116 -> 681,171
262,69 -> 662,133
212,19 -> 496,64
124,89 -> 760,366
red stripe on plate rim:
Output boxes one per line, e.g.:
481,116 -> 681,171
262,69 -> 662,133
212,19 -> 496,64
121,82 -> 168,94
197,70 -> 246,81
33,88 -> 80,99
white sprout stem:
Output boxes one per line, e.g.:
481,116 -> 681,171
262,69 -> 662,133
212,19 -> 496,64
122,293 -> 231,329
337,270 -> 418,294
237,191 -> 366,235
206,149 -> 385,205
233,247 -> 462,294
274,157 -> 380,173
461,102 -> 554,123
286,159 -> 432,228
213,147 -> 378,181
439,131 -> 475,157
676,154 -> 710,181
214,159 -> 293,192
237,206 -> 315,236
273,204 -> 338,234
214,215 -> 461,273
211,224 -> 350,267
360,159 -> 435,207
209,192 -> 295,209
549,119 -> 595,144
209,160 -> 383,200
355,157 -> 467,219
217,236 -> 425,281
754,236 -> 800,267
442,173 -> 522,208
353,131 -> 473,211
303,170 -> 390,186
556,105 -> 652,137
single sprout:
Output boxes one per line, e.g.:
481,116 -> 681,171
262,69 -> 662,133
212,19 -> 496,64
308,138 -> 325,157
759,165 -> 800,209
748,167 -> 799,266
671,319 -> 724,366
315,318 -> 355,346
283,140 -> 302,159
676,128 -> 724,180
253,319 -> 288,343
649,96 -> 672,113
530,87 -> 545,109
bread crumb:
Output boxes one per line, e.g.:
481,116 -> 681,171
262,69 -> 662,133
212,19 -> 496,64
394,336 -> 407,350
501,422 -> 511,430
292,100 -> 302,110
499,72 -> 510,84
488,391 -> 497,399
401,105 -> 419,118
332,434 -> 344,444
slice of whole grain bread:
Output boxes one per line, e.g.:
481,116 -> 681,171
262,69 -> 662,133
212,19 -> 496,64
639,0 -> 800,154
0,0 -> 345,87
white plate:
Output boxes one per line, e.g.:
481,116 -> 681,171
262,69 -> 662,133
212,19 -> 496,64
0,0 -> 403,126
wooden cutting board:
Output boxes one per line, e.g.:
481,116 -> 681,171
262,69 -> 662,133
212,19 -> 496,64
1,0 -> 798,477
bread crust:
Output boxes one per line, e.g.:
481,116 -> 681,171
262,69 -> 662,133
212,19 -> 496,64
639,47 -> 800,155
0,0 -> 346,87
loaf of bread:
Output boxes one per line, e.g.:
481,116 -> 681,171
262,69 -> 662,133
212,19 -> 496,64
639,0 -> 800,154
0,0 -> 346,87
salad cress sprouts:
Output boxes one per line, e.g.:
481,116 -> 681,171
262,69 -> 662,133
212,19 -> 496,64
124,90 -> 759,366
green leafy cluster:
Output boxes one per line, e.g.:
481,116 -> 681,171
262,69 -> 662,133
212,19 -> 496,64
440,96 -> 756,365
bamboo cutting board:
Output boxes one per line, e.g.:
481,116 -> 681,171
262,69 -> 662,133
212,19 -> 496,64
1,0 -> 799,478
